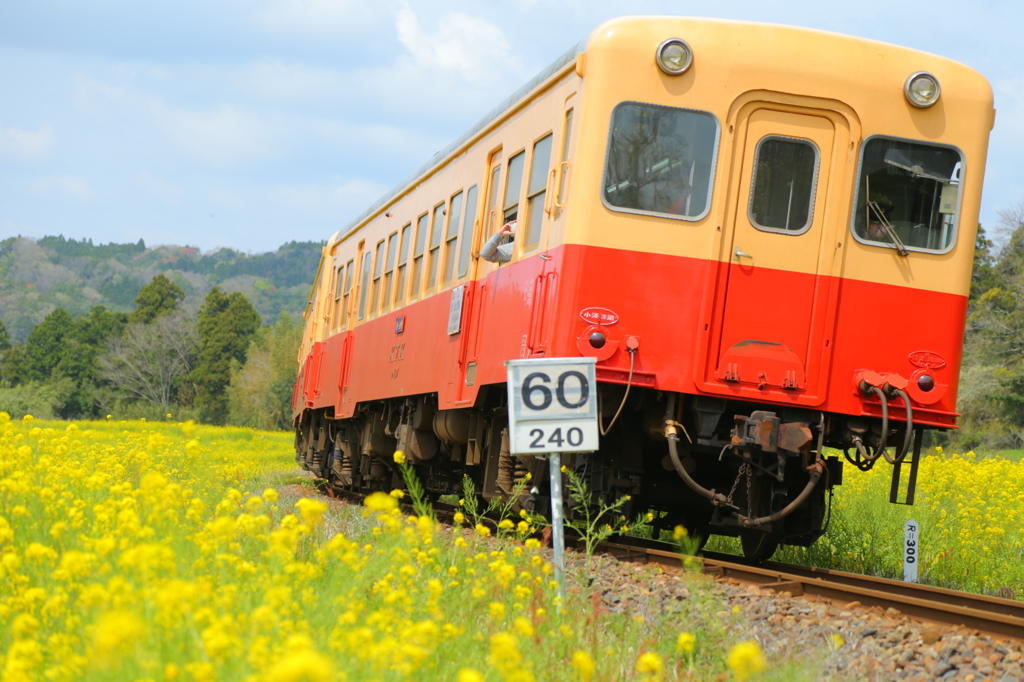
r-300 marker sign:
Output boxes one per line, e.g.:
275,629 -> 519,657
505,357 -> 599,455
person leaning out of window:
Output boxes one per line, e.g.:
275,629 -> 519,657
479,220 -> 516,264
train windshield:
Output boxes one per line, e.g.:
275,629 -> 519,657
852,137 -> 963,252
602,102 -> 718,220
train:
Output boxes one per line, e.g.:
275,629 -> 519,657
291,16 -> 994,559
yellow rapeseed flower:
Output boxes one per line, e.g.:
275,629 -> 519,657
393,450 -> 406,464
636,651 -> 663,678
677,631 -> 696,653
571,650 -> 596,681
457,669 -> 483,682
726,640 -> 767,681
266,649 -> 332,682
475,524 -> 491,537
364,492 -> 399,513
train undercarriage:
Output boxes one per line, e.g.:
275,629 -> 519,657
295,383 -> 921,560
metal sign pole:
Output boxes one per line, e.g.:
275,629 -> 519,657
548,451 -> 566,605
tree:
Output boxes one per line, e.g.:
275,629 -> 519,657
129,274 -> 185,324
56,306 -> 128,418
227,313 -> 303,430
21,308 -> 74,383
100,312 -> 198,411
0,320 -> 10,354
970,224 -> 998,302
190,287 -> 262,424
958,203 -> 1024,446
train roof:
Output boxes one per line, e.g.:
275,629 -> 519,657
336,37 -> 588,243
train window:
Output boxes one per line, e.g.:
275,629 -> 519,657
457,185 -> 479,278
357,251 -> 371,320
332,264 -> 344,332
442,191 -> 463,286
485,164 -> 502,239
748,136 -> 819,234
852,136 -> 963,253
369,239 -> 385,316
503,151 -> 525,226
602,102 -> 719,221
524,134 -> 553,250
341,258 -> 353,328
557,109 -> 573,209
394,223 -> 411,307
381,231 -> 398,313
410,213 -> 428,301
426,202 -> 445,290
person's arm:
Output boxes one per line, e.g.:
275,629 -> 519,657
479,233 -> 505,263
479,221 -> 515,264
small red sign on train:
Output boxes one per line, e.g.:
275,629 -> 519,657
579,307 -> 619,326
908,351 -> 946,369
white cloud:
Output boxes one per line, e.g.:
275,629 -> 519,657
395,2 -> 518,84
0,122 -> 57,161
31,176 -> 93,201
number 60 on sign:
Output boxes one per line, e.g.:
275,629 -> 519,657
505,357 -> 599,455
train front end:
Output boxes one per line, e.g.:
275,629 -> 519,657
553,17 -> 993,556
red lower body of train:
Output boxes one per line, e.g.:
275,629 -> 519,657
293,244 -> 962,558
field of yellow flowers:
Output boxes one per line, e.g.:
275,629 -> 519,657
711,447 -> 1024,598
0,415 -> 810,682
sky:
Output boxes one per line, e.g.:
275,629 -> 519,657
1,0 -> 1021,254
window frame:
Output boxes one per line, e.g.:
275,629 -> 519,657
357,247 -> 371,321
848,133 -> 965,256
340,258 -> 354,328
394,222 -> 412,308
457,184 -> 479,279
442,190 -> 464,287
746,134 -> 820,236
410,212 -> 428,302
426,201 -> 446,292
523,132 -> 554,252
599,100 -> 721,223
381,231 -> 398,314
332,262 -> 344,333
369,239 -> 386,317
502,149 -> 527,226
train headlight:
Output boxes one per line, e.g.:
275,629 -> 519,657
904,72 -> 941,108
656,39 -> 693,76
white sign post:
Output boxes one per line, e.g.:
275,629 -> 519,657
506,357 -> 598,604
904,519 -> 919,583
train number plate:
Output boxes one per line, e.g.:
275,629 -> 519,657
505,357 -> 598,455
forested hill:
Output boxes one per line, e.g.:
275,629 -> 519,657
0,235 -> 325,342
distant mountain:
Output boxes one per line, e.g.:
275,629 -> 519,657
0,235 -> 325,342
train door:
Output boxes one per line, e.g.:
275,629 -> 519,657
337,241 -> 364,416
455,149 -> 503,404
705,107 -> 843,400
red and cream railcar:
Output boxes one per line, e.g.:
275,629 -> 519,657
293,17 -> 993,557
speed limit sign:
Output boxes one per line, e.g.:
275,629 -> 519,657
505,357 -> 598,455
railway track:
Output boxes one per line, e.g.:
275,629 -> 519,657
594,537 -> 1024,641
317,481 -> 1024,640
